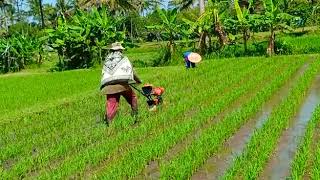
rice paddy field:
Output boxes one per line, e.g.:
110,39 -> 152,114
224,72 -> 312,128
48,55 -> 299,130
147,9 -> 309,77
1,54 -> 320,179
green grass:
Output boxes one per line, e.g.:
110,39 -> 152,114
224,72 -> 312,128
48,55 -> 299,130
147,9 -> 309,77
127,51 -> 159,67
1,54 -> 320,179
0,69 -> 100,119
282,34 -> 320,54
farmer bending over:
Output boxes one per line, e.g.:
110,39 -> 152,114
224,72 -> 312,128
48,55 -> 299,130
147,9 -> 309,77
183,51 -> 202,69
100,42 -> 142,125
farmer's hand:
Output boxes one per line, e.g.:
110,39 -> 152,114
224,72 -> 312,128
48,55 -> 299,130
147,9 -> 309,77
136,79 -> 142,84
134,74 -> 142,84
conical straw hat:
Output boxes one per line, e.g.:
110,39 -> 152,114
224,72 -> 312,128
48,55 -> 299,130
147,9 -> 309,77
188,53 -> 202,63
110,42 -> 125,50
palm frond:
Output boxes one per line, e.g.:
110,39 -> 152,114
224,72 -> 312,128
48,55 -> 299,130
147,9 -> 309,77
169,0 -> 195,10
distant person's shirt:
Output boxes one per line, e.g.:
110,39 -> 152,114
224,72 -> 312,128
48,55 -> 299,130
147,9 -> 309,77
183,51 -> 192,61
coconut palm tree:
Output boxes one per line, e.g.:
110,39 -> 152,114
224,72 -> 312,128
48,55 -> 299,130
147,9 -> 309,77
135,0 -> 161,13
27,0 -> 45,27
171,0 -> 228,52
169,0 -> 206,53
170,0 -> 205,14
79,0 -> 136,14
82,0 -> 160,13
39,0 -> 44,27
0,0 -> 14,31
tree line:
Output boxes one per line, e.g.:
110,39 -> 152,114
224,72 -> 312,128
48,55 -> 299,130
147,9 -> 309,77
0,0 -> 320,73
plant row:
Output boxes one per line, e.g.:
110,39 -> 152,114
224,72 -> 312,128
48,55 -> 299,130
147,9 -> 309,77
223,59 -> 320,179
93,59 -> 301,179
1,60 -> 244,178
290,105 -> 320,179
36,59 -> 268,178
159,58 -> 304,179
0,60 -> 230,163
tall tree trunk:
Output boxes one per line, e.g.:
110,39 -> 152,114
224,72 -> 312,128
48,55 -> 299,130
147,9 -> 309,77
167,38 -> 175,63
198,31 -> 207,54
208,34 -> 212,51
131,17 -> 133,44
39,0 -> 45,28
61,0 -> 66,14
267,27 -> 275,56
15,0 -> 21,21
4,9 -> 8,32
243,29 -> 248,53
38,51 -> 42,67
199,0 -> 205,14
198,0 -> 206,55
214,21 -> 228,48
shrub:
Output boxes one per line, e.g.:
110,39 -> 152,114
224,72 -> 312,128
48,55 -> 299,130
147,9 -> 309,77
275,39 -> 293,55
0,35 -> 43,73
46,7 -> 126,71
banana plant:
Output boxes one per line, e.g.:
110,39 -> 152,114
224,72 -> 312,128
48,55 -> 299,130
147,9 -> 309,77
146,8 -> 186,63
263,0 -> 297,56
0,35 -> 39,73
46,7 -> 126,70
236,0 -> 250,52
184,0 -> 228,51
79,0 -> 136,15
224,0 -> 253,53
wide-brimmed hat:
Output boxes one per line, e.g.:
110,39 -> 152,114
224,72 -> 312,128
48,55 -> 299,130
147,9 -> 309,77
188,52 -> 202,63
110,42 -> 125,50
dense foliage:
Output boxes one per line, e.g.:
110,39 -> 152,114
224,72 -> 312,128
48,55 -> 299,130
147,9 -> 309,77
0,35 -> 44,73
45,7 -> 126,71
0,0 -> 320,73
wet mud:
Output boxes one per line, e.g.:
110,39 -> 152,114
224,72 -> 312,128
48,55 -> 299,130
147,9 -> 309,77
192,63 -> 309,180
260,75 -> 320,180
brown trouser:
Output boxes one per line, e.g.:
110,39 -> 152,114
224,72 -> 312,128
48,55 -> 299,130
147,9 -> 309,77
106,89 -> 138,121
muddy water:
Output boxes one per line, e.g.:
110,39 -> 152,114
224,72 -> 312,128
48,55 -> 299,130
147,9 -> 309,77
191,64 -> 309,180
260,75 -> 320,180
191,88 -> 284,180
